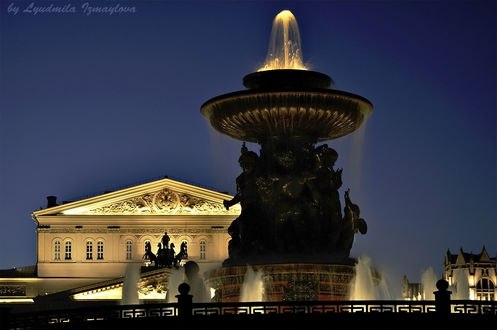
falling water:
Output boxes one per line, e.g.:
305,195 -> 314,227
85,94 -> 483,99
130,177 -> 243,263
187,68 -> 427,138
349,255 -> 392,300
206,122 -> 243,195
258,10 -> 307,71
166,267 -> 186,303
421,267 -> 438,300
240,266 -> 264,302
121,263 -> 141,305
452,268 -> 470,299
349,256 -> 375,300
347,114 -> 370,196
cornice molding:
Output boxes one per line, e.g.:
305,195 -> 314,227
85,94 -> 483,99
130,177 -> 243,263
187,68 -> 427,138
36,215 -> 235,226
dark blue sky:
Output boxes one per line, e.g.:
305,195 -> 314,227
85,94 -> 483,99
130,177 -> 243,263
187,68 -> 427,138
1,0 -> 495,297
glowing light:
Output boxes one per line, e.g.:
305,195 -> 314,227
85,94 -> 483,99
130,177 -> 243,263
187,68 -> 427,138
72,285 -> 167,301
469,288 -> 475,300
0,298 -> 34,303
468,274 -> 475,286
258,10 -> 307,71
73,287 -> 122,300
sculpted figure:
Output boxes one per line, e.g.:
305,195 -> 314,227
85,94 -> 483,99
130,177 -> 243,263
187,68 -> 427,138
223,143 -> 262,262
223,143 -> 259,211
142,241 -> 157,265
309,144 -> 344,249
341,189 -> 367,256
222,138 -> 369,264
175,241 -> 188,265
180,241 -> 188,259
156,243 -> 164,267
169,243 -> 179,268
161,231 -> 170,251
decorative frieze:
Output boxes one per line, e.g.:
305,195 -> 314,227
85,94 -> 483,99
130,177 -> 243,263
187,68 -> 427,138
0,285 -> 26,297
80,188 -> 240,216
40,228 -> 220,235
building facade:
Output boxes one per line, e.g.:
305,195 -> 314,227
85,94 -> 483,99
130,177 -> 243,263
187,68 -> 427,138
443,247 -> 496,301
1,177 -> 239,303
401,247 -> 497,301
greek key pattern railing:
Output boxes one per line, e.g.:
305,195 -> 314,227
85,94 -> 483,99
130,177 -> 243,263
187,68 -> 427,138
9,305 -> 178,328
7,300 -> 497,329
190,300 -> 497,315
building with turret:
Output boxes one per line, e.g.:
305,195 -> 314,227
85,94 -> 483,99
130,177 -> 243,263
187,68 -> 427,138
401,247 -> 496,301
443,247 -> 496,301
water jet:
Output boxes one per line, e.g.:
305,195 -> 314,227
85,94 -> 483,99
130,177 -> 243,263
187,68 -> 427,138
122,263 -> 141,305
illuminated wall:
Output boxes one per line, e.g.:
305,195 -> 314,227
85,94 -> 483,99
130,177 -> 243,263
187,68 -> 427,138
443,247 -> 496,301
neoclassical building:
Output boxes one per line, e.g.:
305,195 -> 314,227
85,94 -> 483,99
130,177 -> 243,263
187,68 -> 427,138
0,177 -> 240,304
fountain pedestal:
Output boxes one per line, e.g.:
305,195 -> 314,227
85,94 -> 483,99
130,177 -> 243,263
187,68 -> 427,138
205,263 -> 359,302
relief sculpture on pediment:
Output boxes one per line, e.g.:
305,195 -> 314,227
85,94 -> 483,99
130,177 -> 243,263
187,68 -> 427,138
84,188 -> 240,215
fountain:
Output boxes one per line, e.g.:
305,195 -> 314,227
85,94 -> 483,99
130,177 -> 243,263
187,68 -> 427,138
451,268 -> 470,300
166,267 -> 186,303
201,9 -> 373,302
122,263 -> 141,305
348,256 -> 384,300
240,266 -> 264,302
421,267 -> 438,300
258,10 -> 307,71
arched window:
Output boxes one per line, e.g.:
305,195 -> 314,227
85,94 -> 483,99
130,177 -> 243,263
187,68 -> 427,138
199,240 -> 206,260
476,278 -> 495,301
54,240 -> 61,261
97,241 -> 104,260
64,241 -> 72,260
86,241 -> 93,260
126,240 -> 133,260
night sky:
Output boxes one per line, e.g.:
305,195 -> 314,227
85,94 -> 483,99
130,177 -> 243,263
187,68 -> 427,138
1,0 -> 495,298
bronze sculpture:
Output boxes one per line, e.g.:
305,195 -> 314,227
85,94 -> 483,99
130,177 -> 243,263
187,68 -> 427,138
221,140 -> 368,265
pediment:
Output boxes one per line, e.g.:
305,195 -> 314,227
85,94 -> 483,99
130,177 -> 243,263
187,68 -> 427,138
33,178 -> 240,217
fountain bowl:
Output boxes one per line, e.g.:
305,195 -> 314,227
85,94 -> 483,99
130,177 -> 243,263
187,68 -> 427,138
201,70 -> 373,143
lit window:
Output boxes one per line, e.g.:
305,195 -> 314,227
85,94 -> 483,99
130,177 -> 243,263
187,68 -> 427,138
200,240 -> 206,260
86,241 -> 93,260
476,278 -> 495,301
65,241 -> 72,260
126,240 -> 133,260
54,240 -> 61,261
97,241 -> 104,260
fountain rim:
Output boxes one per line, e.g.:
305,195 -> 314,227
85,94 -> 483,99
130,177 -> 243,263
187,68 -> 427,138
200,87 -> 374,115
243,69 -> 334,89
200,87 -> 373,143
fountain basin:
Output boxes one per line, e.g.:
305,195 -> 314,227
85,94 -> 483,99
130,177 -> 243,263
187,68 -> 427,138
205,263 -> 364,302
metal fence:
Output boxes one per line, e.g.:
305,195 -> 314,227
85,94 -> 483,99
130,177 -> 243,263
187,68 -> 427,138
4,300 -> 496,329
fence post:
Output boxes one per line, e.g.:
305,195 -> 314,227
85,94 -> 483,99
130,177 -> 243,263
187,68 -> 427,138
176,282 -> 193,320
0,307 -> 10,330
434,279 -> 451,315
